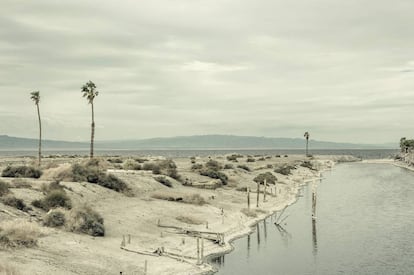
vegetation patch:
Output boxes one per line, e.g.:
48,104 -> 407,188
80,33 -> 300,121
1,196 -> 30,212
226,154 -> 243,162
1,166 -> 42,179
300,161 -> 314,170
10,179 -> 31,189
274,164 -> 296,175
142,159 -> 181,180
224,164 -> 234,169
154,176 -> 173,188
67,206 -> 105,237
253,172 -> 277,185
123,159 -> 141,170
199,170 -> 228,185
246,157 -> 255,162
32,190 -> 72,211
0,220 -> 41,248
237,164 -> 251,172
0,180 -> 10,197
241,208 -> 257,218
43,210 -> 66,227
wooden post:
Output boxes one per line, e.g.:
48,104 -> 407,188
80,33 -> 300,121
247,188 -> 251,209
197,237 -> 201,265
263,179 -> 267,202
206,221 -> 209,229
256,181 -> 260,207
128,234 -> 131,244
201,237 -> 204,262
144,260 -> 148,275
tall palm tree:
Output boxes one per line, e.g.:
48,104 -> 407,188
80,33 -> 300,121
81,81 -> 99,159
304,131 -> 310,156
30,91 -> 42,166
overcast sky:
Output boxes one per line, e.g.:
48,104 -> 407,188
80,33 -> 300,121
0,0 -> 413,143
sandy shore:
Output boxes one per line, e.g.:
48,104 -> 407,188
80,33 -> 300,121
0,154 -> 356,275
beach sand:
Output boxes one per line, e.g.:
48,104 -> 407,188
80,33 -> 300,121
0,154 -> 356,275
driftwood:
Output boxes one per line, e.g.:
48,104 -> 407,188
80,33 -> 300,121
157,220 -> 225,245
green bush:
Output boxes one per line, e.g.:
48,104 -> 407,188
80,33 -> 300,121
69,163 -> 128,193
274,164 -> 296,175
2,195 -> 30,211
67,206 -> 105,236
200,170 -> 228,185
32,190 -> 72,211
154,176 -> 173,188
253,172 -> 277,185
1,166 -> 42,178
44,210 -> 66,227
0,180 -> 9,197
237,165 -> 251,172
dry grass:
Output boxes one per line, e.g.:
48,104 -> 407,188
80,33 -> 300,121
151,192 -> 207,205
183,194 -> 207,205
0,262 -> 20,275
0,220 -> 41,248
176,215 -> 204,225
41,163 -> 72,181
66,205 -> 105,236
10,179 -> 31,189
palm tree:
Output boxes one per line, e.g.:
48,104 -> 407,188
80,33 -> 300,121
81,81 -> 99,159
30,91 -> 42,166
400,137 -> 407,153
304,131 -> 310,156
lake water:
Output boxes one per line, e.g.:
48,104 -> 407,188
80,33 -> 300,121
211,163 -> 414,275
0,149 -> 398,159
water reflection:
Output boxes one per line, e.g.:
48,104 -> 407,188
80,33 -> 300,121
312,218 -> 318,255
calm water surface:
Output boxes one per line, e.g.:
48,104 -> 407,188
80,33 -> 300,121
211,163 -> 414,275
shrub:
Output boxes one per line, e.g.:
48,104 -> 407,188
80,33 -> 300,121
2,196 -> 30,212
11,178 -> 31,188
1,166 -> 42,178
152,192 -> 183,202
241,208 -> 257,218
183,194 -> 207,205
266,164 -> 273,169
190,157 -> 196,164
300,161 -> 314,170
134,158 -> 148,163
226,154 -> 243,162
67,206 -> 104,236
224,164 -> 234,169
0,180 -> 9,197
274,164 -> 296,175
237,165 -> 251,172
154,176 -> 172,188
253,172 -> 277,185
257,157 -> 266,161
284,155 -> 288,157
69,163 -> 129,193
0,220 -> 41,248
107,158 -> 123,164
32,190 -> 72,211
44,210 -> 66,227
275,155 -> 281,158
205,160 -> 222,171
200,170 -> 228,185
191,163 -> 203,170
246,157 -> 255,163
123,159 -> 141,170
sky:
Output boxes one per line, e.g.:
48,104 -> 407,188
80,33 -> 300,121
0,0 -> 413,144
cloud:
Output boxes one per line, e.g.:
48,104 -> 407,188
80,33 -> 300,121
0,0 -> 413,144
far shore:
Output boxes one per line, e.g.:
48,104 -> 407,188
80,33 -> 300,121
0,154 -> 361,274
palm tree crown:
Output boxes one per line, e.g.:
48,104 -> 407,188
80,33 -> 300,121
304,132 -> 309,140
81,81 -> 99,104
30,91 -> 40,104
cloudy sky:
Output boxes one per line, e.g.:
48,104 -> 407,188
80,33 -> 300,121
0,0 -> 413,143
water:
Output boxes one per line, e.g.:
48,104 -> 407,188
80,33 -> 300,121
211,163 -> 414,275
0,149 -> 398,159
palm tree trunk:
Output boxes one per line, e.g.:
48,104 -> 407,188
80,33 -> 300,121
306,138 -> 309,156
36,103 -> 42,166
90,102 -> 95,159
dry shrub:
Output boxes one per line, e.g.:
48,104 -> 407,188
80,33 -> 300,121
1,196 -> 30,212
123,159 -> 141,170
1,166 -> 42,179
41,163 -> 72,181
0,220 -> 41,248
66,206 -> 105,236
32,190 -> 72,211
43,209 -> 66,227
151,192 -> 183,202
10,179 -> 31,189
183,194 -> 206,205
0,262 -> 19,275
0,180 -> 9,197
176,215 -> 203,225
241,208 -> 257,218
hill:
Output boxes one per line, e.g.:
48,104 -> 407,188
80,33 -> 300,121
0,134 -> 396,150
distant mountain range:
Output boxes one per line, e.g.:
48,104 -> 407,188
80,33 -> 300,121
0,134 -> 397,150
